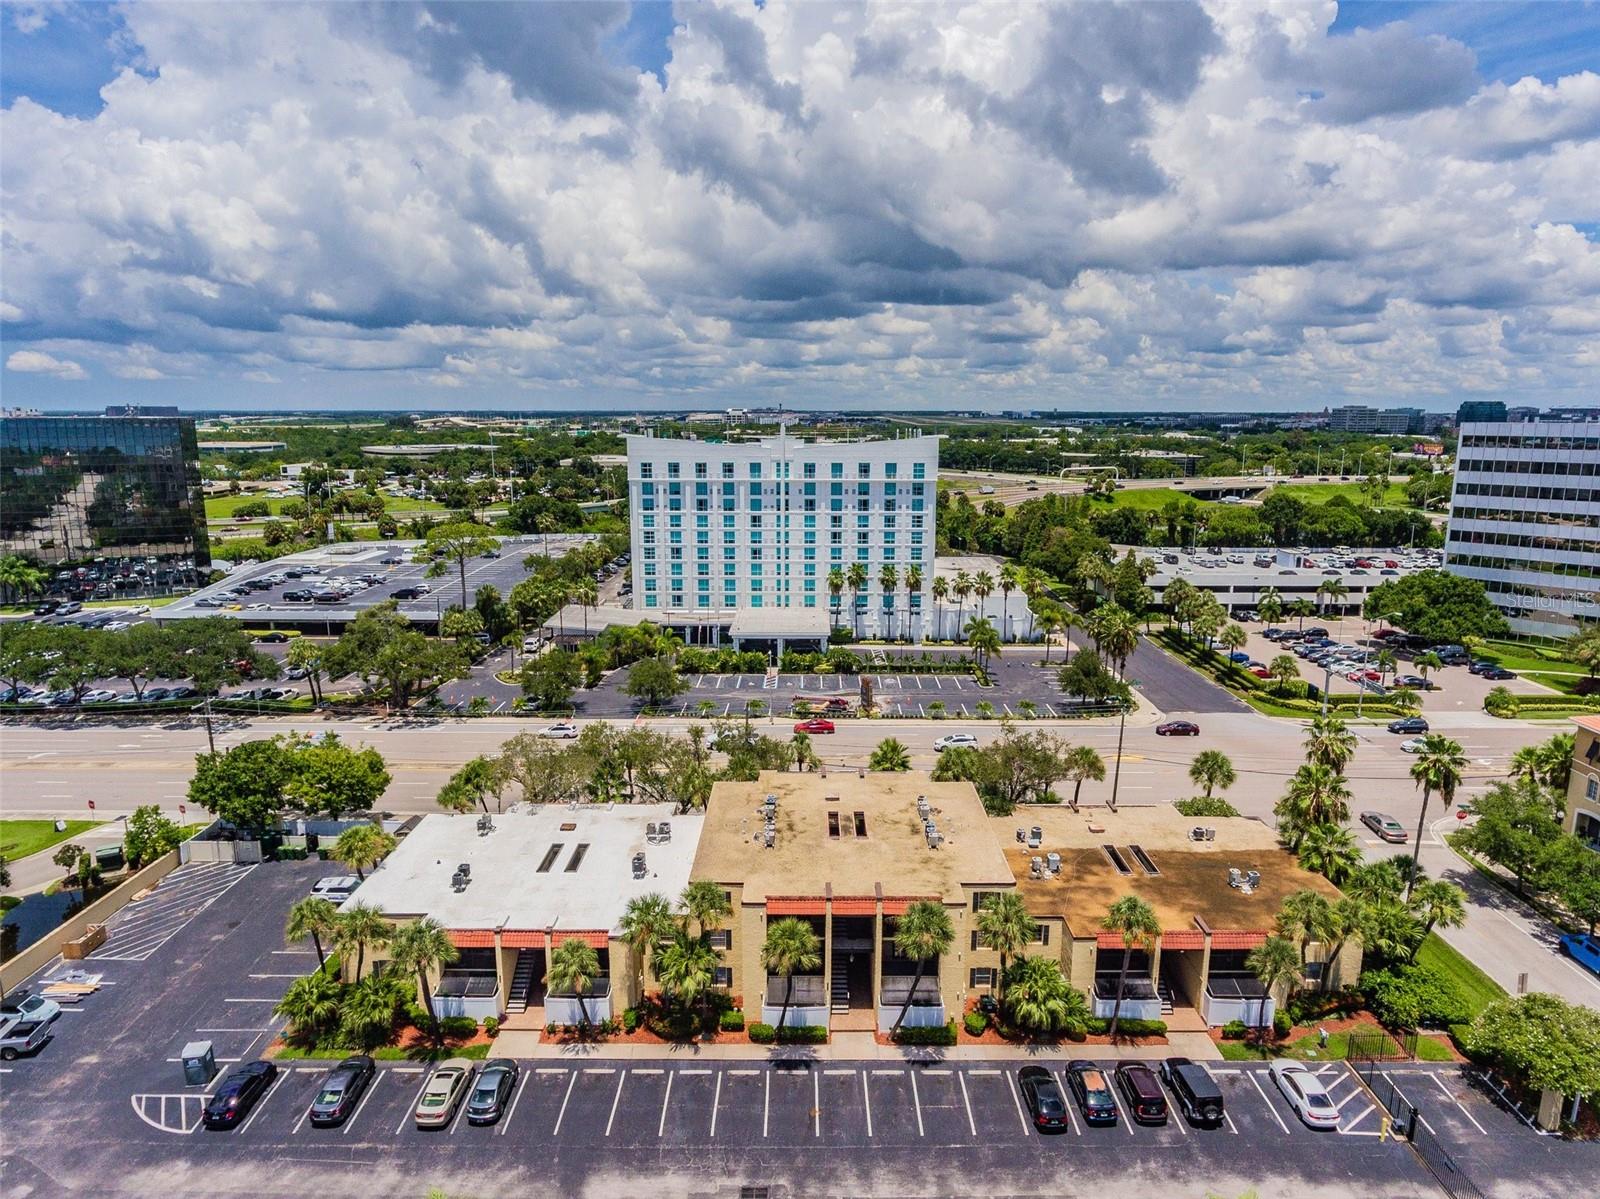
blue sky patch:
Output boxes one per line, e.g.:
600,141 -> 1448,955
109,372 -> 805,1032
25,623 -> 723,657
1331,1 -> 1600,84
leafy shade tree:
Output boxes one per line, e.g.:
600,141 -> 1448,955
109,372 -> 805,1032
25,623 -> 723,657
1407,734 -> 1466,899
283,733 -> 391,819
869,738 -> 912,772
329,824 -> 396,880
323,602 -> 468,709
623,655 -> 688,709
188,737 -> 296,832
519,647 -> 582,710
52,841 -> 84,877
1366,570 -> 1510,644
975,892 -> 1036,1015
1004,955 -> 1086,1035
1468,993 -> 1600,1110
1101,895 -> 1160,1040
274,969 -> 342,1041
761,917 -> 823,1031
285,896 -> 340,973
414,521 -> 501,610
1247,935 -> 1302,1038
1188,750 -> 1236,799
123,804 -> 184,869
1303,714 -> 1357,774
334,902 -> 391,982
390,917 -> 459,1045
547,937 -> 603,1026
890,900 -> 955,1033
1454,774 -> 1566,898
1062,745 -> 1105,811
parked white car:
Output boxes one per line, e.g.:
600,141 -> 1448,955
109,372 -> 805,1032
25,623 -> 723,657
1269,1060 -> 1340,1129
1400,738 -> 1426,754
933,733 -> 979,752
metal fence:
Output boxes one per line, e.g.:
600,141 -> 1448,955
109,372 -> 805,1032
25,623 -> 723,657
1352,1057 -> 1485,1199
1347,1029 -> 1418,1061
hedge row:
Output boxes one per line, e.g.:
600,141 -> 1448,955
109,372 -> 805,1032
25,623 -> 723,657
1084,1016 -> 1169,1038
890,1020 -> 958,1046
748,1022 -> 828,1044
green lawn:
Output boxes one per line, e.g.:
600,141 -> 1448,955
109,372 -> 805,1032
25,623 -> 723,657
1104,486 -> 1217,512
206,493 -> 450,520
1218,1023 -> 1455,1063
1477,639 -> 1578,675
1414,932 -> 1506,1019
0,819 -> 103,861
1267,482 -> 1408,506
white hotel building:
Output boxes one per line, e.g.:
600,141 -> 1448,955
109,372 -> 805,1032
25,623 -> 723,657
624,432 -> 938,651
1445,421 -> 1600,639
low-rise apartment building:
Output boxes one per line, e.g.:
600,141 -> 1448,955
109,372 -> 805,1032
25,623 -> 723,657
995,807 -> 1359,1027
355,805 -> 704,1024
691,772 -> 1014,1032
1566,716 -> 1600,851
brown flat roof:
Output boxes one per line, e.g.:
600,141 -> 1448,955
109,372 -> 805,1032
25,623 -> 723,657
693,771 -> 1013,904
993,807 -> 1344,937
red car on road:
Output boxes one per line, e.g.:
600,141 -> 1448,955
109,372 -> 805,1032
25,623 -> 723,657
793,718 -> 835,734
1156,721 -> 1200,736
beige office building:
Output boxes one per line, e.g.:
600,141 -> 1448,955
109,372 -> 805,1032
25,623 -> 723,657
1566,716 -> 1600,850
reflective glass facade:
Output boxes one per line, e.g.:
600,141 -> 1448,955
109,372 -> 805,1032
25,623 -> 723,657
1,416 -> 210,594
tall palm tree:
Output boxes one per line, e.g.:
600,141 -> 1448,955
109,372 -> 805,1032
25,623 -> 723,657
1302,714 -> 1357,773
846,561 -> 868,638
1219,624 -> 1248,661
574,576 -> 598,637
329,824 -> 395,881
827,567 -> 845,631
1275,889 -> 1335,973
655,929 -> 719,1024
389,917 -> 458,1045
761,917 -> 822,1031
997,564 -> 1018,642
1101,895 -> 1159,1040
547,937 -> 602,1026
1188,750 -> 1236,798
952,570 -> 973,635
1288,598 -> 1315,631
680,879 -> 732,938
1020,572 -> 1043,639
1093,605 -> 1139,811
1274,764 -> 1352,849
1246,935 -> 1301,1039
965,616 -> 1000,669
1004,955 -> 1085,1034
1295,822 -> 1362,885
1257,589 -> 1284,628
890,900 -> 955,1033
1062,745 -> 1105,811
869,738 -> 912,771
976,892 -> 1035,1014
619,892 -> 676,1000
1408,878 -> 1467,949
879,563 -> 898,641
274,970 -> 342,1040
1407,734 -> 1465,899
1316,578 -> 1348,617
905,563 -> 923,640
972,571 -> 994,631
285,896 -> 340,974
334,902 -> 392,981
931,575 -> 949,641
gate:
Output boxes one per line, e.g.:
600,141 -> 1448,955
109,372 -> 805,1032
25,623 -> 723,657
1352,1057 -> 1485,1199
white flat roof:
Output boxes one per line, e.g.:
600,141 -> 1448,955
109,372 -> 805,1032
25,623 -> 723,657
353,806 -> 703,933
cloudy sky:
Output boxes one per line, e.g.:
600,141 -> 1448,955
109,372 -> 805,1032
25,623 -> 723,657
2,1 -> 1598,413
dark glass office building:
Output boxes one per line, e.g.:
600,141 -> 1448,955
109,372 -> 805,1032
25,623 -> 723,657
1,415 -> 210,594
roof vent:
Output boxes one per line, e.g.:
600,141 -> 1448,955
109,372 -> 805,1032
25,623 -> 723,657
476,814 -> 494,836
916,796 -> 930,821
632,852 -> 646,880
924,819 -> 941,849
1129,845 -> 1160,876
1189,826 -> 1216,842
1102,845 -> 1133,876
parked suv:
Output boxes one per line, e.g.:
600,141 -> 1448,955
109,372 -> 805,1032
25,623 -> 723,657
1160,1057 -> 1224,1127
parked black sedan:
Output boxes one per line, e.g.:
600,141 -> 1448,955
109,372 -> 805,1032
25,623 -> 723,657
202,1060 -> 277,1130
1017,1065 -> 1069,1133
1064,1060 -> 1118,1124
307,1055 -> 376,1127
465,1058 -> 521,1125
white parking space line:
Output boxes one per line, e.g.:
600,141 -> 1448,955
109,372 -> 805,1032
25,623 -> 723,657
552,1070 -> 579,1136
344,1073 -> 381,1136
1008,1070 -> 1029,1134
1385,1077 -> 1435,1136
447,1088 -> 472,1135
291,1093 -> 314,1135
1429,1073 -> 1488,1135
1052,1071 -> 1081,1135
910,1069 -> 924,1137
1157,1077 -> 1187,1136
1342,1103 -> 1378,1135
396,1076 -> 431,1135
534,1067 -> 566,1075
862,1070 -> 873,1139
763,1072 -> 771,1139
239,1072 -> 286,1135
499,1072 -> 529,1136
957,1071 -> 977,1137
710,1070 -> 723,1137
657,1070 -> 674,1138
1106,1073 -> 1134,1135
1248,1071 -> 1291,1134
813,1071 -> 820,1138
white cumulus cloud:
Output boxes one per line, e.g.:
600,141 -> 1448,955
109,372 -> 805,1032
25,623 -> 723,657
6,349 -> 87,380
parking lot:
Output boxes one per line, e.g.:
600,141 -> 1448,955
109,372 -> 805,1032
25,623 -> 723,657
3,861 -> 1591,1197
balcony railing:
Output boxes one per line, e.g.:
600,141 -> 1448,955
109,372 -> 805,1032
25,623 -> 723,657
765,974 -> 826,1007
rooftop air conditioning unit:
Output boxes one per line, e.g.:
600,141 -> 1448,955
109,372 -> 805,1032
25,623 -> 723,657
658,821 -> 671,844
763,827 -> 776,849
631,852 -> 647,880
1029,856 -> 1045,879
1246,870 -> 1261,889
1027,826 -> 1043,849
1046,852 -> 1061,875
1015,828 -> 1027,844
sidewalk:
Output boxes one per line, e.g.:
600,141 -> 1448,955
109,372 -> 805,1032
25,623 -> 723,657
489,1028 -> 1221,1062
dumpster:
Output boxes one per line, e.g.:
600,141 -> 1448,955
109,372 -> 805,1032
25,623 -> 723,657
181,1040 -> 216,1086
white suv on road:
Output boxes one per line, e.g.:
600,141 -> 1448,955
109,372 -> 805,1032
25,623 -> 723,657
933,733 -> 979,752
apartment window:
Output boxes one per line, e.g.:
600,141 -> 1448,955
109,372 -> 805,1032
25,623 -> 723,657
694,462 -> 707,479
1588,777 -> 1598,801
714,967 -> 733,988
1034,924 -> 1051,945
858,462 -> 870,478
749,463 -> 762,479
668,462 -> 680,479
709,929 -> 732,950
969,968 -> 994,988
885,462 -> 898,479
722,461 -> 735,479
913,463 -> 925,479
804,462 -> 816,479
831,462 -> 844,479
640,463 -> 654,479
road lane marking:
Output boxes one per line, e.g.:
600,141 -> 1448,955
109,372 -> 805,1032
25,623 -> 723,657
552,1070 -> 578,1136
499,1071 -> 530,1137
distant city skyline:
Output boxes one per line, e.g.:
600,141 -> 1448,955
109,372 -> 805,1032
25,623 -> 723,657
2,1 -> 1597,412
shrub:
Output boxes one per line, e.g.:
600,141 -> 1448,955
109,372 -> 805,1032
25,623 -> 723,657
776,1024 -> 828,1043
748,1022 -> 776,1044
963,1011 -> 989,1037
1221,1019 -> 1250,1040
1174,796 -> 1241,818
545,1021 -> 558,1035
622,1007 -> 640,1033
720,1009 -> 746,1032
891,1021 -> 958,1046
1273,1010 -> 1293,1039
439,1015 -> 478,1040
1286,987 -> 1364,1025
1447,1022 -> 1480,1060
1113,1017 -> 1168,1038
1359,965 -> 1472,1030
483,1017 -> 499,1038
1483,686 -> 1520,718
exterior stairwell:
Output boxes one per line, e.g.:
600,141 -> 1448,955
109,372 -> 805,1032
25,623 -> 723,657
506,949 -> 537,1014
830,960 -> 850,1014
1157,979 -> 1175,1016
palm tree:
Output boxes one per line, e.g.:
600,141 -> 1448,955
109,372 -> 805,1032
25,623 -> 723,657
1258,590 -> 1284,628
1508,744 -> 1543,784
1295,822 -> 1362,885
1414,651 -> 1442,681
761,917 -> 822,1031
1188,750 -> 1236,799
1316,578 -> 1348,617
1288,598 -> 1314,631
1302,714 -> 1357,773
334,902 -> 391,981
1360,897 -> 1424,964
869,737 -> 912,771
1373,648 -> 1397,685
1219,624 -> 1248,661
965,616 -> 1000,669
905,563 -> 924,640
389,917 -> 458,1045
329,824 -> 395,881
846,562 -> 868,638
879,563 -> 898,640
547,937 -> 602,1026
998,564 -> 1018,641
828,567 -> 845,631
1246,935 -> 1301,1039
0,555 -> 46,604
574,576 -> 598,637
1408,878 -> 1467,949
680,879 -> 732,938
1275,889 -> 1335,974
655,929 -> 719,1024
619,892 -> 675,1000
1062,745 -> 1105,811
791,730 -> 819,772
1269,653 -> 1300,695
1407,734 -> 1465,899
285,896 -> 340,974
890,900 -> 955,1033
931,575 -> 949,640
1020,572 -> 1043,639
1004,955 -> 1085,1034
952,570 -> 973,635
972,571 -> 994,631
1093,604 -> 1139,811
274,970 -> 342,1040
975,892 -> 1035,1015
1274,764 -> 1352,849
1101,895 -> 1159,1040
